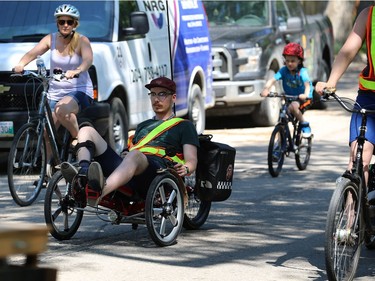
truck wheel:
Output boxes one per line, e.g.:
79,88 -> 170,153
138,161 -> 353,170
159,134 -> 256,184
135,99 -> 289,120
107,97 -> 128,154
187,84 -> 205,134
311,60 -> 329,110
251,70 -> 281,127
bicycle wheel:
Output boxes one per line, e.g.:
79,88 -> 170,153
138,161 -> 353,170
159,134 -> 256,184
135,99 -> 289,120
267,125 -> 285,177
8,123 -> 46,206
325,177 -> 362,281
145,173 -> 185,246
295,130 -> 312,170
44,171 -> 84,240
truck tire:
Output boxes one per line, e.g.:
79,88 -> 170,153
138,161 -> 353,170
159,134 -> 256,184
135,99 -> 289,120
107,97 -> 128,155
187,84 -> 205,134
251,70 -> 281,127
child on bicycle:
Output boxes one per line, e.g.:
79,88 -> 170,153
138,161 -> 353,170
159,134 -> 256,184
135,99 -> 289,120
261,42 -> 313,138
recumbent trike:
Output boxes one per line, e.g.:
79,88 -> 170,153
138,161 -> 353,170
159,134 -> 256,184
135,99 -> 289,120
43,134 -> 236,246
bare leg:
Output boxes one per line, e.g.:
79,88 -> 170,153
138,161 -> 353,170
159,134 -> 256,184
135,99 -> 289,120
289,101 -> 304,123
76,126 -> 107,161
77,127 -> 150,198
55,96 -> 80,139
101,150 -> 149,197
348,140 -> 374,185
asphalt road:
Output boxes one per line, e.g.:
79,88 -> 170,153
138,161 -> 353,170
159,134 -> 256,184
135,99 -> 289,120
1,60 -> 375,281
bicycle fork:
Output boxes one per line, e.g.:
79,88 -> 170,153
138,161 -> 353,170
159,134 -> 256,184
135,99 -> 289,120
282,124 -> 294,155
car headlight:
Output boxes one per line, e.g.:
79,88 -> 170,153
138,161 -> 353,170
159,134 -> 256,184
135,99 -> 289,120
236,47 -> 262,72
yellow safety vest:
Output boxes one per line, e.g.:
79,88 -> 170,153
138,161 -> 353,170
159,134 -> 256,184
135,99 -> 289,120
129,118 -> 186,164
359,6 -> 375,90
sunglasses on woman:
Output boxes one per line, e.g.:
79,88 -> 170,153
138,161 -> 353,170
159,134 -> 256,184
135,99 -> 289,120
58,19 -> 75,26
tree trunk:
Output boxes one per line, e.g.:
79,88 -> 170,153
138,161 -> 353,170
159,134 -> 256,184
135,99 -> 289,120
324,0 -> 356,44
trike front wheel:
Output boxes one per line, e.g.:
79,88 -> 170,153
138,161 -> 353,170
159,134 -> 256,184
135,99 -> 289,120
44,171 -> 84,240
145,173 -> 185,246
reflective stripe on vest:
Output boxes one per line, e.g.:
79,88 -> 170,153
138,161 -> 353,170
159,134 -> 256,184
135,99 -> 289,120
136,146 -> 185,164
130,118 -> 184,151
359,6 -> 375,90
129,117 -> 185,164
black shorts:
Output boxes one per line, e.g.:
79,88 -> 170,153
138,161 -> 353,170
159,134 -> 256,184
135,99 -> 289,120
94,146 -> 163,198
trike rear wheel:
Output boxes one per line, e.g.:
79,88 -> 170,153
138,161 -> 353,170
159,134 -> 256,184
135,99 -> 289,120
44,171 -> 84,240
145,173 -> 185,246
183,191 -> 211,230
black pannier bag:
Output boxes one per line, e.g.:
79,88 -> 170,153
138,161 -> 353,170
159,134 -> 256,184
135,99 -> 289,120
196,134 -> 236,201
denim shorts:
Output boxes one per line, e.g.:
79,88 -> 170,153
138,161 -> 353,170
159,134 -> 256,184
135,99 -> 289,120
349,90 -> 375,145
49,91 -> 93,112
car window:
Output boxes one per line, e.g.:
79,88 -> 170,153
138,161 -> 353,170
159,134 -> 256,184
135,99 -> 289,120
204,1 -> 269,27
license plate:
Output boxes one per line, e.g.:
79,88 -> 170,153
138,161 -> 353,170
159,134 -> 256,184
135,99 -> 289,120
0,121 -> 14,137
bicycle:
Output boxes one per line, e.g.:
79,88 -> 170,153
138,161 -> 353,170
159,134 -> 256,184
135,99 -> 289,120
266,92 -> 313,177
323,88 -> 375,281
7,69 -> 109,207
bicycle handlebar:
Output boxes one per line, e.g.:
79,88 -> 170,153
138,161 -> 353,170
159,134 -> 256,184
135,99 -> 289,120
321,88 -> 375,115
262,92 -> 303,101
10,69 -> 79,82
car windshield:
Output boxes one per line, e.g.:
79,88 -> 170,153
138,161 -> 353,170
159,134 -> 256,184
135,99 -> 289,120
0,1 -> 114,42
204,1 -> 269,27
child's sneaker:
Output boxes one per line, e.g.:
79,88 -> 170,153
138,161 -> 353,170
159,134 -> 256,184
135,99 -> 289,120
87,162 -> 104,206
301,122 -> 311,138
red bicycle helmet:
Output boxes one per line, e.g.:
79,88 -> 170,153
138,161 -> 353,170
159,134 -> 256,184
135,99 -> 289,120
282,43 -> 304,59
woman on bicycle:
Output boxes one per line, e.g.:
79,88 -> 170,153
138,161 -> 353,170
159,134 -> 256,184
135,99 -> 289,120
13,4 -> 94,173
261,42 -> 313,138
316,5 -> 375,187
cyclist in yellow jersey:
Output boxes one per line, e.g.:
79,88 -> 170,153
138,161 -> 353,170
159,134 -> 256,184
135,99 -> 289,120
316,5 -> 375,189
61,77 -> 199,202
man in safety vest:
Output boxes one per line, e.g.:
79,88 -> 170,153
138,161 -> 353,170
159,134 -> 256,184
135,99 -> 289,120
61,76 -> 199,204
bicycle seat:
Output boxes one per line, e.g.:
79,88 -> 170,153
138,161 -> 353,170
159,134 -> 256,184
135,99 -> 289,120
78,102 -> 110,120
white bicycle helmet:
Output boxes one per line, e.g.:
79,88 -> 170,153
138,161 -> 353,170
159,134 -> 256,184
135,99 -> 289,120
54,4 -> 80,20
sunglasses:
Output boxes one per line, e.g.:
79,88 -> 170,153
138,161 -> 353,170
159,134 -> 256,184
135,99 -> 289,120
148,91 -> 172,101
57,19 -> 75,26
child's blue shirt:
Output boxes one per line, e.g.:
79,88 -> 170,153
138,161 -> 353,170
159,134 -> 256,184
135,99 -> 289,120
274,66 -> 313,98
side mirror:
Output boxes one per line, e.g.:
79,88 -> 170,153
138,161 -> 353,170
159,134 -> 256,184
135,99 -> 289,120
285,17 -> 302,33
122,11 -> 150,37
131,11 -> 150,35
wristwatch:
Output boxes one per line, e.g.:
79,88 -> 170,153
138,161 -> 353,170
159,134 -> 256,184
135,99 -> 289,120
184,165 -> 190,174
